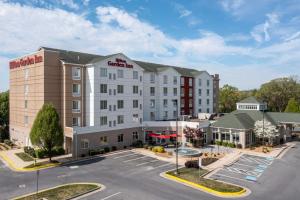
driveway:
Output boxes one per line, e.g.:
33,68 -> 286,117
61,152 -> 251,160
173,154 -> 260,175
1,143 -> 300,200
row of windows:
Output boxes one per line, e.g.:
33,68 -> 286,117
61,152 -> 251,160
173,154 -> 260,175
150,99 -> 178,108
100,68 -> 142,81
100,84 -> 142,96
150,111 -> 178,120
80,132 -> 139,149
198,108 -> 210,113
198,79 -> 210,87
238,105 -> 258,110
99,100 -> 142,110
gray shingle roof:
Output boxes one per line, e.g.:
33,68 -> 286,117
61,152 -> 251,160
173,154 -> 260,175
40,47 -> 205,76
211,109 -> 300,130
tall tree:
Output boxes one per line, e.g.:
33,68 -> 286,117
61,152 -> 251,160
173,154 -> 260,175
0,91 -> 9,142
256,77 -> 300,112
219,84 -> 240,113
30,103 -> 63,162
254,120 -> 279,145
285,98 -> 300,113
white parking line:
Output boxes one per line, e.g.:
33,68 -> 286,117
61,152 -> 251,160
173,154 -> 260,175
136,159 -> 159,166
213,173 -> 251,183
113,153 -> 140,159
123,156 -> 148,163
100,192 -> 121,200
225,167 -> 260,177
151,162 -> 173,170
233,162 -> 257,168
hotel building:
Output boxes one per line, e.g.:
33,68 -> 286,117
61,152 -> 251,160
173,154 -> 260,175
9,47 -> 219,157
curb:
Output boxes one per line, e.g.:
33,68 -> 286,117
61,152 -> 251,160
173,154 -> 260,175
161,172 -> 250,198
0,151 -> 60,172
11,182 -> 104,200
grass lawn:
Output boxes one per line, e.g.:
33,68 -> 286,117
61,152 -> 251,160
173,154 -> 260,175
14,183 -> 100,200
24,160 -> 59,169
167,168 -> 243,193
15,152 -> 34,162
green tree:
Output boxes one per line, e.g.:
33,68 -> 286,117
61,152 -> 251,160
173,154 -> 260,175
0,91 -> 9,142
30,103 -> 63,162
285,98 -> 300,113
256,77 -> 300,112
219,85 -> 240,113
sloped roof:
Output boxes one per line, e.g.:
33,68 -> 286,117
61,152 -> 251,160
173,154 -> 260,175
237,96 -> 263,104
211,109 -> 300,130
40,47 -> 205,76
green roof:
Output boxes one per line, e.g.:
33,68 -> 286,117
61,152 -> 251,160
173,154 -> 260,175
237,96 -> 263,104
40,47 -> 205,76
211,110 -> 300,130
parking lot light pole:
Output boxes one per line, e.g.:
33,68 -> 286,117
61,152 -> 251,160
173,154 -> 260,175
174,100 -> 179,175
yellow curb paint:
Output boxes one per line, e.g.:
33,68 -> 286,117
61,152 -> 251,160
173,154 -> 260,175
164,173 -> 246,197
12,182 -> 103,200
0,151 -> 60,172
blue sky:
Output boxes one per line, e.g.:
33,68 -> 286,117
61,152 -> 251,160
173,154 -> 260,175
1,0 -> 300,91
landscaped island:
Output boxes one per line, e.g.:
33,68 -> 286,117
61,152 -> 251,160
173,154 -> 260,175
166,168 -> 244,193
13,183 -> 101,200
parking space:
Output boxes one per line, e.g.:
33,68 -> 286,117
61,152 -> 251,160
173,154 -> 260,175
107,150 -> 175,171
211,154 -> 274,184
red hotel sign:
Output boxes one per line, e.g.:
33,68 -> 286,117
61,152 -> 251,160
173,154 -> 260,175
108,58 -> 133,68
9,55 -> 43,69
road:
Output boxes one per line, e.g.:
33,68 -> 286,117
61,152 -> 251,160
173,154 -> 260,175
1,142 -> 300,200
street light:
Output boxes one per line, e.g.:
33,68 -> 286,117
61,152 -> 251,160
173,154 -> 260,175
173,99 -> 179,174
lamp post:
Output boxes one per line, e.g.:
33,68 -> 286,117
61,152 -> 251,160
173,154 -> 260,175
174,99 -> 179,174
74,130 -> 78,160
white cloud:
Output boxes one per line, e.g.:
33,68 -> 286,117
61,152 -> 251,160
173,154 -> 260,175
82,0 -> 90,6
173,3 -> 192,18
59,0 -> 79,10
0,1 -> 299,90
220,0 -> 245,14
251,13 -> 279,43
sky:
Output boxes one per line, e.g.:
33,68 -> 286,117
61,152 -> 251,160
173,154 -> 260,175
1,0 -> 300,92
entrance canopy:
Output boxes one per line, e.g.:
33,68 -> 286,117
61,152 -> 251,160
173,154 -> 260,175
146,131 -> 179,139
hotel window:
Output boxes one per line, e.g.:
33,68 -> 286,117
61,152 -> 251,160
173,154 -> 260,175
207,89 -> 210,96
24,100 -> 28,109
100,84 -> 107,93
72,100 -> 81,112
163,75 -> 168,84
133,114 -> 139,122
72,117 -> 80,127
207,99 -> 210,105
117,115 -> 124,124
150,73 -> 155,83
80,139 -> 89,149
173,88 -> 177,96
72,84 -> 80,96
24,116 -> 29,125
113,120 -> 116,126
72,67 -> 81,80
163,99 -> 168,107
100,68 -> 107,77
189,88 -> 193,97
133,71 -> 138,79
198,99 -> 202,105
118,134 -> 124,142
189,78 -> 193,86
133,100 -> 139,108
100,116 -> 108,126
109,105 -> 112,111
173,99 -> 178,107
173,111 -> 177,118
150,112 -> 155,120
100,100 -> 107,110
24,68 -> 29,80
109,73 -> 112,79
207,80 -> 210,87
24,85 -> 29,95
180,77 -> 184,86
150,87 -> 155,96
113,73 -> 116,80
164,111 -> 168,119
198,79 -> 202,86
100,136 -> 108,145
109,121 -> 112,127
117,69 -> 124,78
173,76 -> 177,85
163,87 -> 168,96
117,85 -> 124,94
198,108 -> 202,113
207,108 -> 210,113
150,99 -> 155,108
117,100 -> 124,109
132,132 -> 139,140
198,89 -> 202,96
133,85 -> 139,94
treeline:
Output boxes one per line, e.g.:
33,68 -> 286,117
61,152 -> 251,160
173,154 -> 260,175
0,91 -> 9,142
219,77 -> 300,113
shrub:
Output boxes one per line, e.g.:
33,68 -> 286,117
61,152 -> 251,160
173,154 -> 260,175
185,160 -> 199,169
132,140 -> 143,148
143,144 -> 149,149
4,139 -> 13,147
104,147 -> 110,153
35,149 -> 46,159
222,141 -> 228,147
24,146 -> 36,158
202,157 -> 218,166
152,146 -> 165,153
228,143 -> 236,148
52,146 -> 65,156
215,141 -> 222,146
112,146 -> 117,151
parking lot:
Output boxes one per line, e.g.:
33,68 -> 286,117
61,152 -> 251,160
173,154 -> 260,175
210,154 -> 274,185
